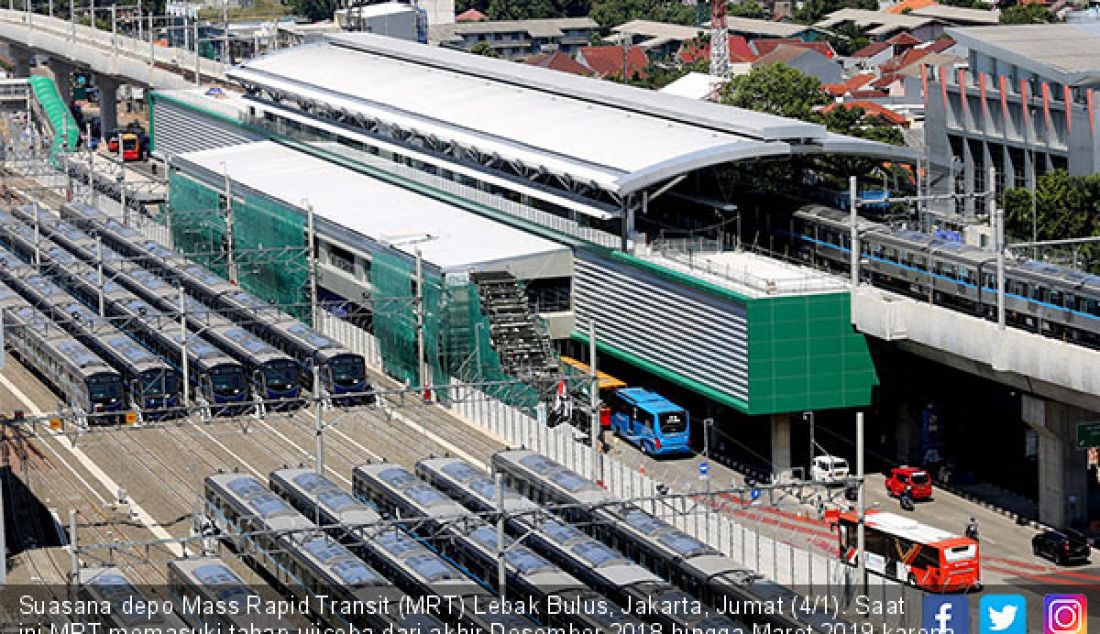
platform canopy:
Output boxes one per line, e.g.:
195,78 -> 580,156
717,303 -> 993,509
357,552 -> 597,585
228,33 -> 916,199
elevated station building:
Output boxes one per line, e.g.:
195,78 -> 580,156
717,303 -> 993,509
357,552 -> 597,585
152,32 -> 917,470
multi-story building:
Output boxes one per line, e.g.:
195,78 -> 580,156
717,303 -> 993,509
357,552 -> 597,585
428,17 -> 597,59
924,25 -> 1100,215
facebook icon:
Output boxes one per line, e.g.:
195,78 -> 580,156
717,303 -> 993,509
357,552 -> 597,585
924,596 -> 970,634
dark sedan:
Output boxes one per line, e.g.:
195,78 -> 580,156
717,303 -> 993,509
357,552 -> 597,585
1032,529 -> 1092,565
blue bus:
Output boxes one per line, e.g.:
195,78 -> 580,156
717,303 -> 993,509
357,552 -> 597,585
606,387 -> 692,457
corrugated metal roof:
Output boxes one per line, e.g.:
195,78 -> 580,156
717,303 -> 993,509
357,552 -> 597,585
228,33 -> 914,195
175,141 -> 570,273
947,24 -> 1100,85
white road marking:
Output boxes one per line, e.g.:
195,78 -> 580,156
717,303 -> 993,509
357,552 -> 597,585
0,372 -> 184,557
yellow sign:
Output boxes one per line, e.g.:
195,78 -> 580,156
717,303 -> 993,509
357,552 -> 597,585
124,412 -> 138,425
48,418 -> 62,430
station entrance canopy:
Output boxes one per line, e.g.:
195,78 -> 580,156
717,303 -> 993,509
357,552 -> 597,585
227,33 -> 917,215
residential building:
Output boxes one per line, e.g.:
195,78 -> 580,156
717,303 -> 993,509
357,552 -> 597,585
455,8 -> 486,21
752,44 -> 843,83
525,50 -> 592,76
924,24 -> 1100,216
908,4 -> 1000,26
428,17 -> 596,59
577,45 -> 649,79
816,9 -> 945,41
725,16 -> 817,40
750,37 -> 836,58
610,19 -> 704,59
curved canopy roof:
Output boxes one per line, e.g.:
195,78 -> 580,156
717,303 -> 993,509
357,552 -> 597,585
229,33 -> 916,196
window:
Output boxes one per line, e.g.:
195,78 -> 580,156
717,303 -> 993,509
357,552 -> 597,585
328,245 -> 355,275
637,410 -> 654,429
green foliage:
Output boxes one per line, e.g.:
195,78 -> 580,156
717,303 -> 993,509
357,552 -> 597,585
590,0 -> 695,30
820,21 -> 870,56
999,3 -> 1059,23
820,105 -> 905,146
721,62 -> 830,119
623,58 -> 708,89
1003,170 -> 1100,270
470,41 -> 498,57
727,1 -> 767,18
458,0 -> 589,19
288,0 -> 334,21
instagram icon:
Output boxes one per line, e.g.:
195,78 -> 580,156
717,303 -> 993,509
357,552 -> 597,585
1045,595 -> 1087,634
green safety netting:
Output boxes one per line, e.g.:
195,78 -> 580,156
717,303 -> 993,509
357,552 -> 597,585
168,171 -> 227,276
233,192 -> 308,321
166,170 -> 539,411
28,76 -> 80,167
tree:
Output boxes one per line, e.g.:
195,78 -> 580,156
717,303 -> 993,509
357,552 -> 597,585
820,21 -> 870,56
1000,3 -> 1059,23
470,41 -> 498,57
288,0 -> 335,21
590,0 -> 695,30
820,106 -> 905,146
1003,170 -> 1100,271
720,63 -> 829,120
727,1 -> 767,19
487,0 -> 558,19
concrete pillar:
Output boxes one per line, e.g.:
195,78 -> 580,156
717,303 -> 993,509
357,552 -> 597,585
9,45 -> 32,77
48,59 -> 73,104
1021,394 -> 1091,528
95,75 -> 119,138
770,413 -> 791,477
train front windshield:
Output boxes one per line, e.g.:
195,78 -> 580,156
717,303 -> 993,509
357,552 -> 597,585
87,374 -> 124,405
210,366 -> 247,398
140,370 -> 179,397
330,355 -> 365,387
262,361 -> 300,392
660,410 -> 688,434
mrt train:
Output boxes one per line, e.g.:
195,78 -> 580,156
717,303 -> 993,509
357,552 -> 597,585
0,223 -> 252,413
417,456 -> 744,633
352,461 -> 651,633
0,283 -> 124,419
491,450 -> 848,634
203,472 -> 442,633
56,202 -> 373,402
166,557 -> 289,632
790,204 -> 1100,347
74,566 -> 189,634
11,207 -> 303,405
0,257 -> 181,417
269,467 -> 541,634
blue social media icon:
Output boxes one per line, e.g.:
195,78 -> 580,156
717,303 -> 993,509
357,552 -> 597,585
924,596 -> 970,634
980,595 -> 1026,634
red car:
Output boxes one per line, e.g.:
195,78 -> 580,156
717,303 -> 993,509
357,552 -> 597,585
886,466 -> 933,500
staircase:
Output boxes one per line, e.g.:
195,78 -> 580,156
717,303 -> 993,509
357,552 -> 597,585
471,271 -> 557,380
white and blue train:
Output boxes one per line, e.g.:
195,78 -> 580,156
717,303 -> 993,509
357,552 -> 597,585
57,202 -> 373,403
0,251 -> 181,418
417,456 -> 745,633
790,204 -> 1100,348
9,207 -> 304,406
0,282 -> 124,420
203,472 -> 443,633
269,467 -> 542,634
0,223 -> 251,414
166,556 -> 289,632
352,461 -> 651,633
491,449 -> 848,634
74,566 -> 189,633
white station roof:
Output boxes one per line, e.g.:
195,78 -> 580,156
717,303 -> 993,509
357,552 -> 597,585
175,142 -> 571,274
228,33 -> 914,197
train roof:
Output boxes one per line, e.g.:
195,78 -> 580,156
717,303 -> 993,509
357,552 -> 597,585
168,557 -> 259,608
77,566 -> 181,628
271,468 -> 382,527
209,325 -> 290,361
206,473 -> 314,534
354,462 -> 576,585
495,450 -> 612,504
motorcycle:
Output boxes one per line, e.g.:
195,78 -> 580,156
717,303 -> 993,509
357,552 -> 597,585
899,486 -> 915,511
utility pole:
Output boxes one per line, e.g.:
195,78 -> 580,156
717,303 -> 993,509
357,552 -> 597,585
849,176 -> 859,288
222,163 -> 236,284
32,200 -> 40,268
415,247 -> 427,400
111,4 -> 117,55
314,363 -> 324,474
118,129 -> 127,225
96,236 -> 105,316
993,168 -> 1006,331
856,411 -> 866,594
495,472 -> 507,598
179,286 -> 190,405
589,321 -> 600,483
193,20 -> 200,86
305,201 -> 318,327
804,411 -> 815,464
68,510 -> 78,589
222,0 -> 229,68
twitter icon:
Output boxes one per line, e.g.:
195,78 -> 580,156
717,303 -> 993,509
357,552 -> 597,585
981,595 -> 1027,634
